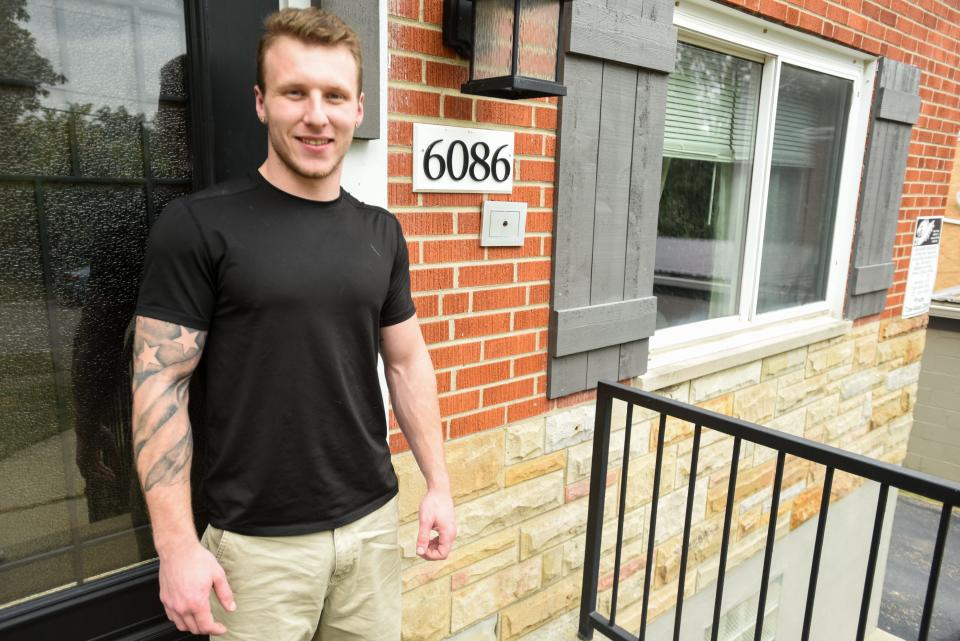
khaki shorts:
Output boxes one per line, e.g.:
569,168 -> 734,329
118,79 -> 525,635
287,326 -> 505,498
200,496 -> 401,641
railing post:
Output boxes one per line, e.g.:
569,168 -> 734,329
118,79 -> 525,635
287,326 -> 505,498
918,503 -> 953,641
638,413 -> 669,641
754,451 -> 786,641
673,424 -> 702,641
609,404 -> 635,627
855,484 -> 890,641
800,467 -> 834,641
710,437 -> 742,641
578,384 -> 614,641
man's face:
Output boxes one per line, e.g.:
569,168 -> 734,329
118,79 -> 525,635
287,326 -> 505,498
255,36 -> 363,185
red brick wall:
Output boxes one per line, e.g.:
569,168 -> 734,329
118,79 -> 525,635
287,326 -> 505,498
721,0 -> 960,319
386,0 -> 960,450
386,0 -> 558,451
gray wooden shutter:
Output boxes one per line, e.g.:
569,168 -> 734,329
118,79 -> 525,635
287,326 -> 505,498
548,0 -> 676,398
845,58 -> 920,319
316,0 -> 380,140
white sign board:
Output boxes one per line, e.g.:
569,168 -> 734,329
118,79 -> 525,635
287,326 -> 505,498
412,123 -> 514,194
902,216 -> 943,318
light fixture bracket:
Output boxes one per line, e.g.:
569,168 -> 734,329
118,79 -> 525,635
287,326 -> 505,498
442,0 -> 474,59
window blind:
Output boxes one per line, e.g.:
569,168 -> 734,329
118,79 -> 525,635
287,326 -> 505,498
663,43 -> 760,163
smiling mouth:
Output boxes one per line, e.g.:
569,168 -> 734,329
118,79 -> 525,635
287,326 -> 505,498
297,137 -> 333,147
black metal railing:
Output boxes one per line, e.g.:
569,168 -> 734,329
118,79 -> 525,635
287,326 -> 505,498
579,381 -> 960,641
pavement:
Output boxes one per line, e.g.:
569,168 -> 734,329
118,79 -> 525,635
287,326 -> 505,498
878,495 -> 960,641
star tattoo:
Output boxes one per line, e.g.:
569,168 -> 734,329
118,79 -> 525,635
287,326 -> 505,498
174,328 -> 199,354
137,343 -> 161,368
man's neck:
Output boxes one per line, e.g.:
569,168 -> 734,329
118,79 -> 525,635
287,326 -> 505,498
258,160 -> 342,202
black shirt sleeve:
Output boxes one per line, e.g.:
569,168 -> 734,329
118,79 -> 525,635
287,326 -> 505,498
135,198 -> 216,330
379,219 -> 416,327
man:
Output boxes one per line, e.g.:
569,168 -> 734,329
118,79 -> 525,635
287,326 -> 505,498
132,8 -> 455,640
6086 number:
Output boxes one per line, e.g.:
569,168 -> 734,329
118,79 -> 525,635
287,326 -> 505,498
422,139 -> 511,183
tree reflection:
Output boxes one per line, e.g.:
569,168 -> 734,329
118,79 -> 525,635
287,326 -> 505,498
1,1 -> 190,602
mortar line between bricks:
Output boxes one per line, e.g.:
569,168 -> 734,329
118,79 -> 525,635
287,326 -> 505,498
425,306 -> 546,320
387,114 -> 559,134
400,234 -> 552,242
389,149 -> 558,162
411,258 -> 552,268
386,51 -> 470,66
443,397 -> 546,420
387,15 -> 442,30
387,177 -> 557,186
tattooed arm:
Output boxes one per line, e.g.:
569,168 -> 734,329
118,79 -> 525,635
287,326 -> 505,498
132,316 -> 234,636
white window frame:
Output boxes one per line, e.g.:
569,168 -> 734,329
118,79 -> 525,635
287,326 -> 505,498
650,0 -> 877,353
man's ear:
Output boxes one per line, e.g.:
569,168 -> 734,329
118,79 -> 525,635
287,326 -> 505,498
254,84 -> 266,123
355,91 -> 365,128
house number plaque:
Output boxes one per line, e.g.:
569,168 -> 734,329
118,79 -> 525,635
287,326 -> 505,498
412,123 -> 514,194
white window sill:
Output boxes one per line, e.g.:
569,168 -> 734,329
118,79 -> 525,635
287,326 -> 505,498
636,315 -> 853,392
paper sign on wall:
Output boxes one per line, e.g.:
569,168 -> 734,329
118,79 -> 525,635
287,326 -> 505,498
412,123 -> 514,194
902,216 -> 943,318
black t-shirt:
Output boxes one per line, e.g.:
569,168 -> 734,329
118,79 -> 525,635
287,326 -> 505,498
136,171 -> 415,535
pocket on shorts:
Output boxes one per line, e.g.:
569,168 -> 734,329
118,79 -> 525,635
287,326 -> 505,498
371,497 -> 400,546
203,525 -> 231,562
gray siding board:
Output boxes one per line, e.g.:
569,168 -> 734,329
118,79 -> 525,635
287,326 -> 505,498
319,0 -> 380,140
908,457 -> 960,484
916,370 -> 960,393
548,54 -> 603,397
845,58 -> 920,319
909,419 -> 960,445
568,1 -> 677,73
847,291 -> 887,319
866,124 -> 908,254
548,353 -> 589,398
552,56 -> 603,308
912,402 -> 958,427
639,0 -> 676,22
917,388 -> 960,412
618,339 -> 650,382
587,346 -> 622,391
850,122 -> 911,298
619,70 -> 667,380
592,62 -> 638,305
877,87 -> 921,124
906,324 -> 960,483
919,352 -> 960,372
624,71 -> 667,300
852,261 -> 896,295
554,297 -> 658,356
907,435 -> 960,460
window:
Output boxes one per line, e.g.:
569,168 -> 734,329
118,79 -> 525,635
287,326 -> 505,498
0,0 -> 191,608
656,43 -> 761,329
653,4 -> 873,344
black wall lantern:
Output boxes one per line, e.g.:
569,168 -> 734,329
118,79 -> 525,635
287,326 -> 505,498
443,0 -> 568,100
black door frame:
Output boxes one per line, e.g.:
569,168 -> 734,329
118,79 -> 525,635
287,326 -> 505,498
0,1 -> 272,638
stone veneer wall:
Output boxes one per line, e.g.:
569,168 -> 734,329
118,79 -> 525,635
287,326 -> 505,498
392,317 -> 927,641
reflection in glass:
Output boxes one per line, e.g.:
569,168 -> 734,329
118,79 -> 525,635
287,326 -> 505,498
0,0 -> 190,607
472,0 -> 514,80
517,0 -> 559,82
655,44 -> 762,330
757,65 -> 852,314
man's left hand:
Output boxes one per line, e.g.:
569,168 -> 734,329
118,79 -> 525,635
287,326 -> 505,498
416,489 -> 456,561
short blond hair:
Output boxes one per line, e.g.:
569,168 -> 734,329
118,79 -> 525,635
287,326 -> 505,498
257,8 -> 363,94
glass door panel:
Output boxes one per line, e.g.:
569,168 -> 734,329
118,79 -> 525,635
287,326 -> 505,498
0,0 -> 192,607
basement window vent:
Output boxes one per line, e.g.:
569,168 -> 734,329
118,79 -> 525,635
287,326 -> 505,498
703,576 -> 783,641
